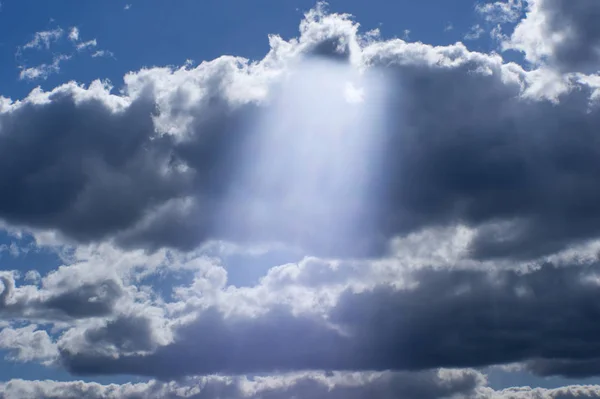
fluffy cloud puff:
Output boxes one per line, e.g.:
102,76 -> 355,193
502,0 -> 600,73
0,5 -> 599,260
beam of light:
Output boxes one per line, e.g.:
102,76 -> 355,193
217,58 -> 390,257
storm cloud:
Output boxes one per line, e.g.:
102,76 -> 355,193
0,6 -> 598,260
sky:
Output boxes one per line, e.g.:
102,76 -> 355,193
3,0 -> 600,398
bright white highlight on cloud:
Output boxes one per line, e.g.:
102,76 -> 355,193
218,59 -> 389,256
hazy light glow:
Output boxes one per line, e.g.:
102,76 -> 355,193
219,59 -> 389,257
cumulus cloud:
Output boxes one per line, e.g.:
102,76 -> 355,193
0,325 -> 58,363
501,0 -> 600,72
47,257 -> 600,379
2,5 -> 600,261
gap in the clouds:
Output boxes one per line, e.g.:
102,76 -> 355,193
0,230 -> 62,278
138,268 -> 196,302
220,248 -> 304,288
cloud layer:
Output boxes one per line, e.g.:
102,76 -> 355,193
3,2 -> 600,398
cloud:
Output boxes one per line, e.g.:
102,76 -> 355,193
19,54 -> 71,81
1,6 -> 600,261
0,370 -> 486,399
17,26 -> 111,81
5,371 -> 600,398
502,0 -> 600,73
67,27 -> 79,43
464,24 -> 485,40
0,262 -> 127,322
91,50 -> 114,58
22,28 -> 64,50
76,39 -> 97,52
0,325 -> 58,363
33,248 -> 600,380
476,0 -> 524,23
5,4 -> 600,392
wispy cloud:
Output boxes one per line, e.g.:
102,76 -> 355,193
16,26 -> 114,81
68,27 -> 79,42
22,28 -> 64,50
91,50 -> 115,58
464,24 -> 485,40
76,39 -> 97,51
476,0 -> 523,24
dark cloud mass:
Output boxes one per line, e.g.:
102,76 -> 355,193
57,262 -> 600,380
2,33 -> 600,260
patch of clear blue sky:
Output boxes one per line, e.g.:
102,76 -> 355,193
0,0 -> 544,388
0,231 -> 61,277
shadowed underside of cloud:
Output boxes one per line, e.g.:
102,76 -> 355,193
53,261 -> 600,380
0,5 -> 599,260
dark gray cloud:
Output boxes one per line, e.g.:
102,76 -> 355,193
1,12 -> 600,261
0,273 -> 124,321
55,261 -> 600,379
0,88 -> 189,243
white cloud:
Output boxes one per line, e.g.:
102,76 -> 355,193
476,0 -> 524,23
91,50 -> 114,58
68,27 -> 79,42
22,28 -> 64,50
500,0 -> 600,72
76,39 -> 97,51
464,24 -> 486,40
18,54 -> 70,81
0,325 -> 58,363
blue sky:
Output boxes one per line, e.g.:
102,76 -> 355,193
3,1 -> 600,398
0,0 -> 496,99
